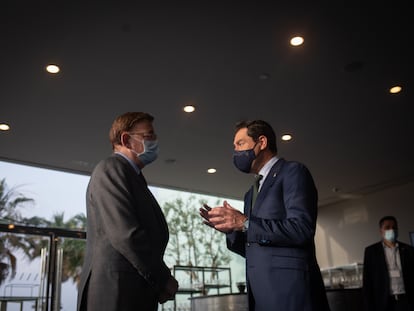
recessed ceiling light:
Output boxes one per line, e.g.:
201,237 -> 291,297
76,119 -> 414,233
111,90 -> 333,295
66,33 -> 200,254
0,123 -> 10,131
207,168 -> 217,174
389,85 -> 402,94
290,36 -> 304,46
281,134 -> 292,141
183,105 -> 195,113
46,64 -> 60,74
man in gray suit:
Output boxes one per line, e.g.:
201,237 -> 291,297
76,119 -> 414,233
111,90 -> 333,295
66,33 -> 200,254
77,112 -> 178,311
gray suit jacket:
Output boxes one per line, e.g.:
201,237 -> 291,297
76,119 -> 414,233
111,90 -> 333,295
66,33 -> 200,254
77,154 -> 171,311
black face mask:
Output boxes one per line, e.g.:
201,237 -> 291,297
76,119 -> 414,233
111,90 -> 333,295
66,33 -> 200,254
232,144 -> 257,173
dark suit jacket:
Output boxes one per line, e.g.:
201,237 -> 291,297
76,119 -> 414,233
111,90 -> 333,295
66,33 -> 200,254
77,154 -> 171,311
362,241 -> 414,311
227,158 -> 330,311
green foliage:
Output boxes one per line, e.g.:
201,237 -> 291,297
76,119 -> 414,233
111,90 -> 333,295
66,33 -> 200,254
1,211 -> 87,286
0,178 -> 34,223
162,196 -> 231,269
0,178 -> 35,284
38,212 -> 87,285
0,178 -> 86,287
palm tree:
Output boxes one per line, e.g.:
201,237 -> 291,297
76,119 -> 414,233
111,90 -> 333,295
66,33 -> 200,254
0,178 -> 34,285
44,212 -> 86,286
1,179 -> 86,288
0,178 -> 34,223
21,212 -> 87,287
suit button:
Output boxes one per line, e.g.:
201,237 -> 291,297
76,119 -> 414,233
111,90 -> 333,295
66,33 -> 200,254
247,243 -> 250,247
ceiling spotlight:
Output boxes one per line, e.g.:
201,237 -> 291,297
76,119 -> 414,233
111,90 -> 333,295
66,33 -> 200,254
207,168 -> 217,174
183,105 -> 195,113
389,85 -> 402,94
0,123 -> 10,131
281,134 -> 292,141
290,36 -> 304,46
46,64 -> 60,74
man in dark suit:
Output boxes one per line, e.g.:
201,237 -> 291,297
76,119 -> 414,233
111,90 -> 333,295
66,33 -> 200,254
363,215 -> 414,311
77,112 -> 178,311
200,120 -> 330,311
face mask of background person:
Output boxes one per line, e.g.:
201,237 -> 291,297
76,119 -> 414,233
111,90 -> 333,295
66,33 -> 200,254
384,229 -> 398,243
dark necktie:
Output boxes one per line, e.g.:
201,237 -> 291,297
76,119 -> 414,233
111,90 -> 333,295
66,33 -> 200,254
251,174 -> 263,207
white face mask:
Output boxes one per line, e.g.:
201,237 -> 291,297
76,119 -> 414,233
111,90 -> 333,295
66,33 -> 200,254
384,229 -> 397,243
130,136 -> 159,166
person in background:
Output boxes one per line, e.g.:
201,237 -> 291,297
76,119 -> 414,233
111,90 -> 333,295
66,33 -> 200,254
77,112 -> 178,311
363,215 -> 414,311
200,120 -> 330,311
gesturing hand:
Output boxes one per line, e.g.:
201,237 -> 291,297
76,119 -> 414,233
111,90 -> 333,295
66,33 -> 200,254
199,200 -> 247,233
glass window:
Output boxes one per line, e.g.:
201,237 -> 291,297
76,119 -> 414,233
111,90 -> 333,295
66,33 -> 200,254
0,160 -> 245,311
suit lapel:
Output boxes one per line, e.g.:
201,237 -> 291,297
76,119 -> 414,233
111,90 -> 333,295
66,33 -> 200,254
246,187 -> 254,217
137,171 -> 148,187
399,243 -> 407,270
253,158 -> 285,210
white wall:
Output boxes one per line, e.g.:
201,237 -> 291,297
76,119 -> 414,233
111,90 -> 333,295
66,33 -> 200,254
315,181 -> 414,268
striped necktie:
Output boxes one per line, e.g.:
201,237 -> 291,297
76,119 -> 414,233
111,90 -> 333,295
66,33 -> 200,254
251,174 -> 263,207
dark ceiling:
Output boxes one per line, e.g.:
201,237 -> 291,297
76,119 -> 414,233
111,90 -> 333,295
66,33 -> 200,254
1,1 -> 413,206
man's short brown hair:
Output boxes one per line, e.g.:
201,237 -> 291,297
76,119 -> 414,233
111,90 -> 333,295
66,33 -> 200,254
109,112 -> 154,149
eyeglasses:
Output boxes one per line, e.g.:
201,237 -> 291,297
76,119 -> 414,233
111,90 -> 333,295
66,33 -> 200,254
128,132 -> 157,140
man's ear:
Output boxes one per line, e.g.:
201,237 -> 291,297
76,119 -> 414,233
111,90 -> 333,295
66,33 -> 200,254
258,135 -> 267,150
120,132 -> 131,148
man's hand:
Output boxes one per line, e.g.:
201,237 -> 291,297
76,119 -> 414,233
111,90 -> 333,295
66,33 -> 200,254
158,275 -> 179,304
199,200 -> 247,233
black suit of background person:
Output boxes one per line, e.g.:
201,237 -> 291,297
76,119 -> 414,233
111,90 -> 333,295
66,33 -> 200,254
363,215 -> 414,311
77,112 -> 178,311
